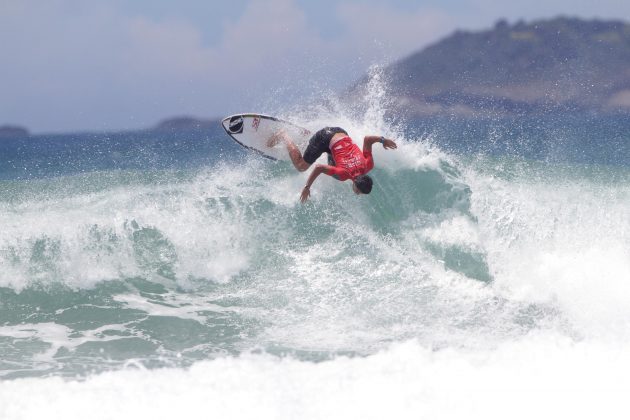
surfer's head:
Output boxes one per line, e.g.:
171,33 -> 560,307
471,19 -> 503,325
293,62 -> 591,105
352,175 -> 373,195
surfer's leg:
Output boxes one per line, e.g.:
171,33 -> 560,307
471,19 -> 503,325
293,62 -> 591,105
286,139 -> 310,171
266,130 -> 310,171
302,129 -> 330,167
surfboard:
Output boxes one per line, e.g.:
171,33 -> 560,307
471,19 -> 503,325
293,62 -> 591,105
221,114 -> 312,161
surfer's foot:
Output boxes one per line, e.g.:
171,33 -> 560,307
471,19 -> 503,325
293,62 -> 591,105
267,131 -> 285,148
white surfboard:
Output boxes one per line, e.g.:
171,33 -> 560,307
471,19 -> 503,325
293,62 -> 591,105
221,114 -> 312,161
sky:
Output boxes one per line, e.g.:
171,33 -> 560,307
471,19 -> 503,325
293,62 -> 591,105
1,0 -> 629,133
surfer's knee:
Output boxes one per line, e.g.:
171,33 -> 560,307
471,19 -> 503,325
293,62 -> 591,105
295,160 -> 310,172
289,148 -> 311,172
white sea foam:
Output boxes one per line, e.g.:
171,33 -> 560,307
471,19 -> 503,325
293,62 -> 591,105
1,337 -> 629,420
0,167 -> 261,289
112,292 -> 235,321
468,169 -> 630,339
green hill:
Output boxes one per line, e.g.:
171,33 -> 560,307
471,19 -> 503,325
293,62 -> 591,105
358,17 -> 630,116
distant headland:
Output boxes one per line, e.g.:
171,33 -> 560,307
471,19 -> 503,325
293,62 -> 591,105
153,116 -> 217,132
0,118 -> 221,138
0,125 -> 29,139
352,17 -> 630,117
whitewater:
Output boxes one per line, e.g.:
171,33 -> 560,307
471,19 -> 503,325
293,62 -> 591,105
1,75 -> 630,419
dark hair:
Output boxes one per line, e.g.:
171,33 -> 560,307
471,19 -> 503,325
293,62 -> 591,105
354,175 -> 373,194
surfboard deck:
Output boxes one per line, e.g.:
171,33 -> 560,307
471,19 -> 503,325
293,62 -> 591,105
221,114 -> 312,161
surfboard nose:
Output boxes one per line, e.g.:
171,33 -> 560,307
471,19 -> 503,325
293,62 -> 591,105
222,115 -> 244,135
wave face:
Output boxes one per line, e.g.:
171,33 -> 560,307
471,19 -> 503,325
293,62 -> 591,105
1,72 -> 630,417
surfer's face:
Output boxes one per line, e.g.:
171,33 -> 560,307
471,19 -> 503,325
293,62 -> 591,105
352,183 -> 362,195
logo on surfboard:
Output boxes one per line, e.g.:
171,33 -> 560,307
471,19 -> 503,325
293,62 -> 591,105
228,116 -> 244,134
252,116 -> 261,131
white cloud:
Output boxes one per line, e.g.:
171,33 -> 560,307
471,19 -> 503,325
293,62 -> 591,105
11,0 -> 599,132
0,0 -> 331,131
218,0 -> 316,67
335,2 -> 456,63
1,0 -> 458,132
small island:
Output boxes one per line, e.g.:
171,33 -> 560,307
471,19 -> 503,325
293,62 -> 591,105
153,116 -> 216,132
0,125 -> 29,139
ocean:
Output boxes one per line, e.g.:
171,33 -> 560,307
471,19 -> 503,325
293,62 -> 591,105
1,85 -> 629,419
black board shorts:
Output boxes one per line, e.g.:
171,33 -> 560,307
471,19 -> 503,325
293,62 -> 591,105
302,127 -> 348,165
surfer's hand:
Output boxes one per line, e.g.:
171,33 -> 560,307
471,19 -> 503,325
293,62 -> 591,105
382,139 -> 397,150
300,185 -> 311,203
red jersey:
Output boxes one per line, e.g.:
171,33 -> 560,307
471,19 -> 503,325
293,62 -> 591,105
324,136 -> 374,181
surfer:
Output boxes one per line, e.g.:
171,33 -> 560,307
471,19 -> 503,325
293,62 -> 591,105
268,127 -> 397,202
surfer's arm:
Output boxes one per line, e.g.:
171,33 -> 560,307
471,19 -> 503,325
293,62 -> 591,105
363,136 -> 397,154
301,164 -> 327,203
